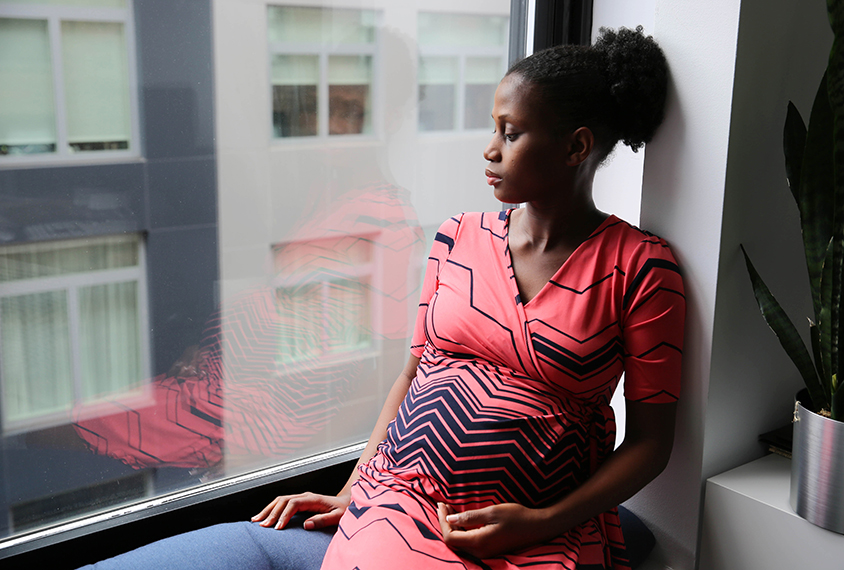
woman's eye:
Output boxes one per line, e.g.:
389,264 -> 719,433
505,133 -> 518,142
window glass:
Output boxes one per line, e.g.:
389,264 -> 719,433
272,54 -> 319,137
269,6 -> 376,139
418,56 -> 457,131
417,12 -> 508,133
328,55 -> 372,135
0,18 -> 56,155
0,0 -> 513,552
61,20 -> 131,152
0,0 -> 126,7
0,235 -> 146,430
417,12 -> 508,47
2,291 -> 73,422
464,56 -> 501,130
268,5 -> 375,44
0,0 -> 136,160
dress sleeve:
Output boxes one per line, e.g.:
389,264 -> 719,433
410,214 -> 463,357
621,238 -> 686,403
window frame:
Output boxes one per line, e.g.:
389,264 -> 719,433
0,1 -> 141,167
267,5 -> 382,142
0,234 -> 152,434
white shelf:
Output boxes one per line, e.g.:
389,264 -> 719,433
699,454 -> 844,570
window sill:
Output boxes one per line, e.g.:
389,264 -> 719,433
0,442 -> 363,563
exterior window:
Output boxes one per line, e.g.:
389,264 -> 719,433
268,6 -> 377,138
273,236 -> 373,365
417,12 -> 508,132
0,0 -> 137,160
0,234 -> 149,432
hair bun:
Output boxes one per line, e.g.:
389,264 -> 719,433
594,26 -> 668,151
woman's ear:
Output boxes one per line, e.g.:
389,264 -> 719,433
565,127 -> 595,166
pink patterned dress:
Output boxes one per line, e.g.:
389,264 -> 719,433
321,211 -> 685,570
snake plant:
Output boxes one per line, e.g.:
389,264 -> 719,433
742,0 -> 844,420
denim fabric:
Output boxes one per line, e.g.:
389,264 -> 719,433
78,507 -> 653,569
78,521 -> 334,570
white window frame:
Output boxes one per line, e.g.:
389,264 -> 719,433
417,11 -> 509,134
0,1 -> 141,167
267,5 -> 382,142
0,234 -> 151,434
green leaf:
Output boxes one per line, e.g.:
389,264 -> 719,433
741,245 -> 827,410
819,238 -> 834,402
828,0 -> 844,396
810,319 -> 827,386
784,102 -> 806,204
797,74 -> 835,324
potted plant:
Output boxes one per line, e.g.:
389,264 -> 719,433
741,0 -> 844,534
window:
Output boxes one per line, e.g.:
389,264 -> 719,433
272,235 -> 374,365
0,234 -> 149,433
0,0 -> 517,559
0,0 -> 138,161
417,12 -> 509,132
268,5 -> 377,138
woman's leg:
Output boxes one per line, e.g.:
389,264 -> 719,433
78,520 -> 334,570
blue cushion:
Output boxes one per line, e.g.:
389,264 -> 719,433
618,505 -> 656,569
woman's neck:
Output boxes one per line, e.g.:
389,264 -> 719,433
513,185 -> 606,253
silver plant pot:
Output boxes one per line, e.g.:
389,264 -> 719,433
791,392 -> 844,534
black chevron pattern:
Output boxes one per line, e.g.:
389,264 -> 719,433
325,211 -> 685,570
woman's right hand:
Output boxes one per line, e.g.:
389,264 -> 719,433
251,492 -> 351,530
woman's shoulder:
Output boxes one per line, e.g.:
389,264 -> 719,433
600,214 -> 676,251
595,215 -> 682,277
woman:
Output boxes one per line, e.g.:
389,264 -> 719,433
255,26 -> 683,570
82,26 -> 683,570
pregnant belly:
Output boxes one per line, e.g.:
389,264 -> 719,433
379,370 -> 593,509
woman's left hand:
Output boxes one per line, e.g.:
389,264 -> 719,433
436,502 -> 554,559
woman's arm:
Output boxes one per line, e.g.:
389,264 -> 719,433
437,399 -> 677,558
252,354 -> 421,530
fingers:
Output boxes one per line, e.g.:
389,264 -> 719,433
303,509 -> 343,530
437,503 -> 500,558
440,504 -> 493,531
251,493 -> 347,531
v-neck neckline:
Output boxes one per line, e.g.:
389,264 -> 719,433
503,209 -> 616,308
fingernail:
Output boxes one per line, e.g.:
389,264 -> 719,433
446,514 -> 458,523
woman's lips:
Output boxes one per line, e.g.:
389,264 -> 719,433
485,170 -> 502,186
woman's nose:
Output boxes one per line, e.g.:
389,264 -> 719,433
483,137 -> 500,162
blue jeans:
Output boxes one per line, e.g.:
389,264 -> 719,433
78,520 -> 334,570
78,506 -> 652,569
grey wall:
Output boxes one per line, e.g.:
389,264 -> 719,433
704,0 -> 832,503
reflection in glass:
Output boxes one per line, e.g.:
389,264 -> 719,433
0,0 -> 511,548
72,184 -> 424,472
328,55 -> 372,135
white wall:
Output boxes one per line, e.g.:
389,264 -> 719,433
591,0 -> 655,227
597,1 -> 834,569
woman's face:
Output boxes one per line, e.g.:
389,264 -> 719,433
483,74 -> 570,205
